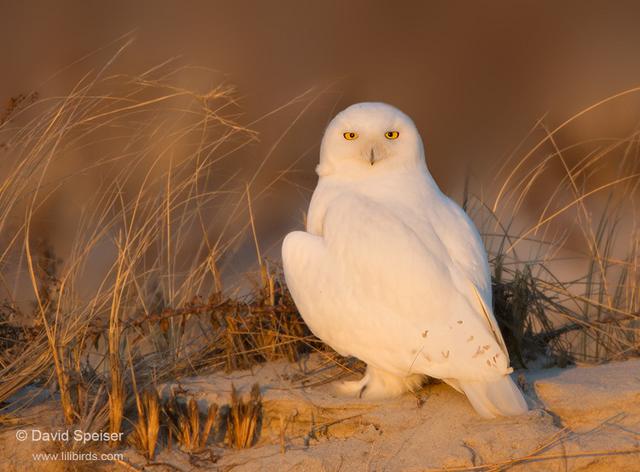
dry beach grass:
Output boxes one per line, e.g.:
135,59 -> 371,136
0,46 -> 639,469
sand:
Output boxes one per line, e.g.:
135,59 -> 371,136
2,355 -> 639,471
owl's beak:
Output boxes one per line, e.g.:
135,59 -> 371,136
369,148 -> 375,166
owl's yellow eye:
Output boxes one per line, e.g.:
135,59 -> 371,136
343,131 -> 358,140
385,131 -> 399,140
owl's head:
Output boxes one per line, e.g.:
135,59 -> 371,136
316,102 -> 427,178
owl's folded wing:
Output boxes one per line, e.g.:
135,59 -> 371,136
431,196 -> 509,357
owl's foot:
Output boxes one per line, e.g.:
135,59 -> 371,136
335,365 -> 424,400
336,373 -> 371,398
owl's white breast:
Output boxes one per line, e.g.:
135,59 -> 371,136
307,168 -> 438,238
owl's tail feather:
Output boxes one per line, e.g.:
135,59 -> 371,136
459,375 -> 528,418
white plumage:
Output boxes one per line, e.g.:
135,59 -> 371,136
282,102 -> 528,418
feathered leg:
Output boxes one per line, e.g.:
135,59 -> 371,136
336,364 -> 424,399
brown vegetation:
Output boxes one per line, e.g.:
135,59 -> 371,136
0,45 -> 638,467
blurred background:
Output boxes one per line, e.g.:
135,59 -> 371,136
2,2 -> 640,433
1,0 -> 640,282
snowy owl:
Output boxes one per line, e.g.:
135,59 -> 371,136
282,102 -> 528,418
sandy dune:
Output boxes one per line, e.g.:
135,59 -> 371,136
2,356 -> 639,471
154,356 -> 640,471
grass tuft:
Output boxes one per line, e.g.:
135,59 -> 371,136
128,389 -> 160,460
226,383 -> 262,448
163,393 -> 219,452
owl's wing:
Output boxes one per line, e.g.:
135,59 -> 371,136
429,195 -> 508,357
282,192 -> 510,382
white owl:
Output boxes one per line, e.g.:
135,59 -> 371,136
282,102 -> 528,418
